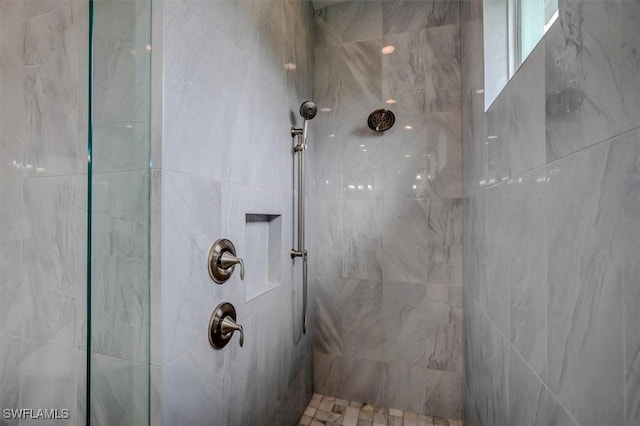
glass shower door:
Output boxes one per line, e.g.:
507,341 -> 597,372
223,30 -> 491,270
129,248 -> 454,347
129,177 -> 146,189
88,0 -> 152,424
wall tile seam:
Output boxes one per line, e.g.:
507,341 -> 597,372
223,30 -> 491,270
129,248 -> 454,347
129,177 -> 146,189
0,333 -> 89,351
182,0 -> 244,52
89,352 -> 148,365
544,125 -> 640,166
462,162 -> 547,197
161,341 -> 211,368
0,4 -> 77,30
463,108 -> 640,191
16,173 -> 89,180
465,295 -> 579,425
311,196 -> 464,201
158,168 -> 294,195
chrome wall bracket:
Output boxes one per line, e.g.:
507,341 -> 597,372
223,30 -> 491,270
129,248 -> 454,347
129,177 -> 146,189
208,302 -> 244,349
208,238 -> 245,284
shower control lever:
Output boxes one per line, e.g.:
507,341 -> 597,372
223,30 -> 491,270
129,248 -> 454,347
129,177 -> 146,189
209,302 -> 244,349
208,239 -> 244,284
218,251 -> 245,280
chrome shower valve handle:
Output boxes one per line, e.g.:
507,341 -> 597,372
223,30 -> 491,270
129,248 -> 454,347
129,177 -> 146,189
218,250 -> 245,281
209,302 -> 244,349
208,239 -> 245,284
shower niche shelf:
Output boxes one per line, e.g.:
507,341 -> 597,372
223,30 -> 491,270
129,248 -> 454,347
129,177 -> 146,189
244,213 -> 282,302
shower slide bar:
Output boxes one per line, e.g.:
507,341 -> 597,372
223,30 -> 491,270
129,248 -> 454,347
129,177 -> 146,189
290,101 -> 317,335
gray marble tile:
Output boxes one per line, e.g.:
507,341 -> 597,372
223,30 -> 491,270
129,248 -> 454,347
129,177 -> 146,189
340,40 -> 383,121
382,0 -> 460,36
162,171 -> 221,362
423,24 -> 460,113
313,277 -> 344,355
467,89 -> 490,194
0,0 -> 66,28
423,369 -> 462,419
341,121 -> 385,200
382,30 -> 427,97
0,22 -> 27,181
546,140 -> 624,425
22,176 -> 84,348
163,343 -> 224,426
385,364 -> 430,415
382,115 -> 428,199
308,114 -> 344,201
342,279 -> 384,361
163,1 -> 234,181
460,0 -> 483,101
382,88 -> 426,116
342,200 -> 383,280
222,309 -> 259,426
313,41 -> 345,111
627,266 -> 640,426
0,240 -> 22,337
149,366 -> 162,426
504,44 -> 546,177
482,183 -> 510,337
618,0 -> 640,133
424,303 -> 462,373
383,281 -> 430,366
20,340 -> 78,426
464,298 -> 509,426
0,180 -> 22,242
342,357 -> 386,407
383,281 -> 461,372
308,200 -> 344,278
90,354 -> 148,426
545,1 -> 623,161
0,335 -> 20,420
191,0 -> 250,52
425,283 -> 462,308
382,199 -> 428,283
600,129 -> 640,426
425,111 -> 462,198
545,392 -> 578,426
508,347 -> 546,426
341,0 -> 382,44
462,194 -> 485,306
427,198 -> 462,287
485,92 -> 511,184
507,168 -> 547,379
23,7 -> 80,177
283,0 -> 315,103
91,172 -> 150,362
314,352 -> 343,398
92,123 -> 149,174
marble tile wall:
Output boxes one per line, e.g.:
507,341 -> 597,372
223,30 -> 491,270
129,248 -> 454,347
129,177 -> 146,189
461,0 -> 640,424
0,2 -> 88,424
309,0 -> 462,419
154,0 -> 316,424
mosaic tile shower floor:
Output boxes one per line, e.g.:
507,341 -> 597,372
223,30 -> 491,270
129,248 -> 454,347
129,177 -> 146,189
298,394 -> 462,426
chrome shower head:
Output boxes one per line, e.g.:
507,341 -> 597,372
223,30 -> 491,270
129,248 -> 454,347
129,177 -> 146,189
367,108 -> 395,132
300,101 -> 317,120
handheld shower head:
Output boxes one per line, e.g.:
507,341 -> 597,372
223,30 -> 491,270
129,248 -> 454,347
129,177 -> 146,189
300,101 -> 317,120
298,101 -> 317,143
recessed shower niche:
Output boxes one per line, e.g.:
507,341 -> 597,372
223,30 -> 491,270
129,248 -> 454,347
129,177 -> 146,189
244,213 -> 282,301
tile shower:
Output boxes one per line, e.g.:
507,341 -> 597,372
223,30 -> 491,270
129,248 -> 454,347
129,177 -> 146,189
308,0 -> 463,419
0,0 -> 638,425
